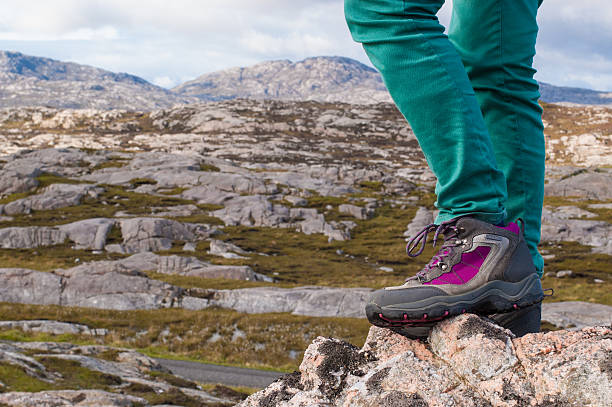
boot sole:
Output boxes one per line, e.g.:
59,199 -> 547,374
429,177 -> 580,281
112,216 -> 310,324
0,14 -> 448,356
366,273 -> 544,330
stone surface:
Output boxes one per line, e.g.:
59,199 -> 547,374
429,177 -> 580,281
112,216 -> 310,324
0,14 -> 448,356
541,206 -> 612,254
544,169 -> 612,200
107,217 -> 195,254
239,314 -> 612,407
403,206 -> 435,240
0,226 -> 68,249
541,301 -> 612,329
202,286 -> 374,318
0,183 -> 103,215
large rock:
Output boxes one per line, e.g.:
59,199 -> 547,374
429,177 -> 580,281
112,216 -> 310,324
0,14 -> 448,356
0,266 -> 182,311
57,268 -> 182,310
239,314 -> 612,406
0,183 -> 103,215
0,167 -> 40,196
403,206 -> 435,240
58,218 -> 115,250
0,226 -> 67,248
541,206 -> 612,254
106,217 -> 195,254
541,301 -> 612,329
544,169 -> 612,200
0,218 -> 115,250
0,268 -> 62,305
200,286 -> 374,318
157,254 -> 268,281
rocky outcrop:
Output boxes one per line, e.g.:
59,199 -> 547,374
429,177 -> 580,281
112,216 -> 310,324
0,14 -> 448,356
541,206 -> 612,255
105,217 -> 196,254
544,168 -> 612,200
0,267 -> 182,310
196,286 -> 374,318
240,314 -> 612,407
0,183 -> 103,215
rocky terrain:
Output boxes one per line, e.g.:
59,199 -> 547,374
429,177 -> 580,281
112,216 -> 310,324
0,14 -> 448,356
0,99 -> 610,405
0,321 -> 248,406
2,51 -> 611,109
240,314 -> 612,407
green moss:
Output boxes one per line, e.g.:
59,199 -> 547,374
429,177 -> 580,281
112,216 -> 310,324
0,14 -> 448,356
0,329 -> 81,344
0,245 -> 127,271
358,180 -> 383,193
149,371 -> 199,389
158,187 -> 188,195
540,241 -> 611,305
129,178 -> 158,188
199,163 -> 221,172
0,362 -> 55,392
143,271 -> 280,290
37,356 -> 123,389
92,158 -> 129,171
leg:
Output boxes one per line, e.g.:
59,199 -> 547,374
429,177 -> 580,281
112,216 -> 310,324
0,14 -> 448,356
449,0 -> 545,275
344,0 -> 508,225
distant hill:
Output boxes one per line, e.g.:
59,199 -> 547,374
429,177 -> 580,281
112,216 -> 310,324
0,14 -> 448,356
538,82 -> 612,106
174,56 -> 612,106
172,56 -> 392,105
1,51 -> 610,109
0,51 -> 194,110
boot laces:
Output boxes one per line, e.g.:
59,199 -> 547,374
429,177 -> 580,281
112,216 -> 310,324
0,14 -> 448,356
405,218 -> 463,281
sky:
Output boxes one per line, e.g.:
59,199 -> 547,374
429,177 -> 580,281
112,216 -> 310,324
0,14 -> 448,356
1,0 -> 611,91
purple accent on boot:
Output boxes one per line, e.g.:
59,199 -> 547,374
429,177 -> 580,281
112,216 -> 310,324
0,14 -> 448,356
496,222 -> 519,235
425,246 -> 491,285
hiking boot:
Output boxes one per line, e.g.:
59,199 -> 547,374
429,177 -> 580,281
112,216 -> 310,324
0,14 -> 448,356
365,216 -> 544,331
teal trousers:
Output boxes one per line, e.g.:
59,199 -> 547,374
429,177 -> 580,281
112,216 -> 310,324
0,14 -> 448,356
345,0 -> 545,274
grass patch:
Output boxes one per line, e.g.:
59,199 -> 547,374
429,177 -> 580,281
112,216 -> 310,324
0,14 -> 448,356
0,245 -> 127,271
158,187 -> 188,195
540,241 -> 611,305
38,356 -> 123,388
92,158 -> 130,171
543,196 -> 612,223
129,178 -> 157,188
0,303 -> 370,372
143,272 -> 281,290
0,362 -> 55,392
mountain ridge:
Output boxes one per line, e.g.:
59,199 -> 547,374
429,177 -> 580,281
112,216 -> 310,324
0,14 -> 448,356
1,50 -> 611,109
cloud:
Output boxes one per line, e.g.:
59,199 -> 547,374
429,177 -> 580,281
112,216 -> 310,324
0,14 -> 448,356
0,0 -> 610,90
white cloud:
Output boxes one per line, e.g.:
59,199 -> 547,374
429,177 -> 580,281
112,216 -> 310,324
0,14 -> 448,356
0,0 -> 611,90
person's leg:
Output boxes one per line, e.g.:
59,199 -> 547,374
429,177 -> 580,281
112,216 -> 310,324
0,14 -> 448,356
449,0 -> 546,275
345,0 -> 544,332
344,0 -> 508,225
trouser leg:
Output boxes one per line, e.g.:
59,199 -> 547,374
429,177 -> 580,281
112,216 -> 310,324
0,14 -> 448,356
344,0 -> 508,225
449,0 -> 545,274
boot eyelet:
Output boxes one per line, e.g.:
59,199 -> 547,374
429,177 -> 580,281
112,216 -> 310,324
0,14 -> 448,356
439,263 -> 448,271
